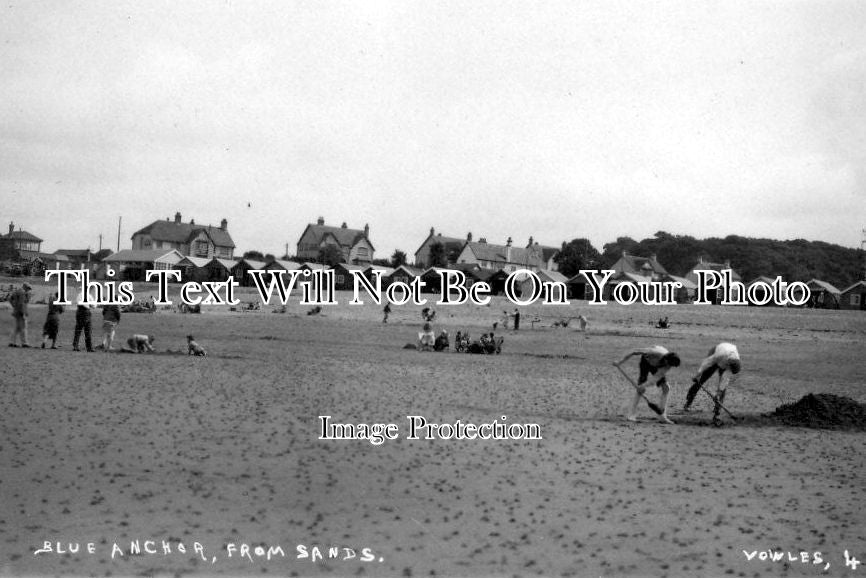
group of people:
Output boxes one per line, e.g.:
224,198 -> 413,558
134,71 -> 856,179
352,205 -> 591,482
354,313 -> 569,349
6,282 -> 199,355
614,342 -> 741,426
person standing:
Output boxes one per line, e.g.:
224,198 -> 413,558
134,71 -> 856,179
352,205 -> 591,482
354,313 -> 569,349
512,308 -> 521,331
73,287 -> 96,352
8,282 -> 32,347
41,292 -> 64,349
613,345 -> 681,424
683,342 -> 741,425
382,303 -> 391,323
101,302 -> 121,351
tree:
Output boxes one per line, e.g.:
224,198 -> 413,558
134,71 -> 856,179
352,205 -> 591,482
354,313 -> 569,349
243,250 -> 265,261
93,249 -> 113,262
555,238 -> 602,278
317,244 -> 344,268
428,242 -> 448,268
390,249 -> 407,268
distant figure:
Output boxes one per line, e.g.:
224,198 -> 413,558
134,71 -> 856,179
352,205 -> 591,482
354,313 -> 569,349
8,282 -> 32,348
455,331 -> 469,353
512,308 -> 520,330
307,305 -> 322,316
126,334 -> 155,353
433,330 -> 450,352
684,342 -> 741,425
187,335 -> 207,356
41,293 -> 64,349
383,303 -> 391,323
577,315 -> 588,331
656,316 -> 670,329
73,287 -> 97,352
614,345 -> 681,424
101,302 -> 122,351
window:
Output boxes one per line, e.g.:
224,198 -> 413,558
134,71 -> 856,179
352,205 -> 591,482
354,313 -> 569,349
194,240 -> 209,257
852,294 -> 861,306
337,275 -> 345,285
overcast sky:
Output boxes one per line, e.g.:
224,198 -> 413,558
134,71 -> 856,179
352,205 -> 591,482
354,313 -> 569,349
2,1 -> 865,259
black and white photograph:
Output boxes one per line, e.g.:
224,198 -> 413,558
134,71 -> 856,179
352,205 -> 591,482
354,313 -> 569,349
2,1 -> 865,576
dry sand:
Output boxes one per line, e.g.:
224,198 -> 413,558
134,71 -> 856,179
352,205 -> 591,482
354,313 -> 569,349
1,285 -> 865,577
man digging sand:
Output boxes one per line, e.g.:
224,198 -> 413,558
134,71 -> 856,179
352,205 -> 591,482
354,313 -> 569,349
613,345 -> 681,424
683,342 -> 741,426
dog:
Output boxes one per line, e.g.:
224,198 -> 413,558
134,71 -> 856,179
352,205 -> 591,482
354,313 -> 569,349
187,335 -> 207,356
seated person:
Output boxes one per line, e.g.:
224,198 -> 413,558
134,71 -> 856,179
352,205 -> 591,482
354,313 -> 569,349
433,330 -> 450,352
187,335 -> 207,356
417,323 -> 435,351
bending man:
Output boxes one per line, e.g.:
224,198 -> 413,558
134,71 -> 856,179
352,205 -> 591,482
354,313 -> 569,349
614,345 -> 681,424
683,342 -> 741,425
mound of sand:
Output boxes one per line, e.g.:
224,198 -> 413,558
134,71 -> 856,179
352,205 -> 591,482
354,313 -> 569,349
773,393 -> 866,430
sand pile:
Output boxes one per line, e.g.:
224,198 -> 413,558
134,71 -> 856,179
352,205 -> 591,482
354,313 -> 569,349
773,393 -> 866,430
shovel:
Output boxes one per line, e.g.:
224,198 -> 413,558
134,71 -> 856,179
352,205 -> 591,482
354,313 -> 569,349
614,363 -> 664,415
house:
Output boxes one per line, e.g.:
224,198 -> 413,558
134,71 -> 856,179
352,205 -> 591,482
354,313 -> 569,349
526,237 -> 560,272
517,269 -> 569,301
840,280 -> 866,311
805,279 -> 841,309
455,237 -> 546,273
685,257 -> 743,304
611,250 -> 669,281
54,249 -> 97,269
414,228 -> 468,268
296,217 -> 375,265
100,249 -> 185,281
131,212 -> 235,260
0,221 -> 44,273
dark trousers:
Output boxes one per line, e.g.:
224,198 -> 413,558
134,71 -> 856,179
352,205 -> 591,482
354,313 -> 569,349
73,307 -> 92,351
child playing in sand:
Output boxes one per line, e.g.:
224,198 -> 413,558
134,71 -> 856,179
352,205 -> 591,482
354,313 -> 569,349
126,334 -> 155,353
417,323 -> 435,351
614,345 -> 681,424
187,335 -> 207,356
683,342 -> 741,425
41,293 -> 64,349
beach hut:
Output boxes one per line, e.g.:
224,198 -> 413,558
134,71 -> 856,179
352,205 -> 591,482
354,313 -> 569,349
805,279 -> 841,309
231,258 -> 267,287
101,249 -> 185,281
840,280 -> 866,311
333,263 -> 366,291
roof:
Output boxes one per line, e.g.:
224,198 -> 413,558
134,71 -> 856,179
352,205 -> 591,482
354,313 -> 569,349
300,222 -> 373,251
389,265 -> 423,277
688,259 -> 740,280
3,230 -> 42,242
209,258 -> 236,270
841,280 -> 866,294
234,258 -> 267,269
300,262 -> 329,270
264,259 -> 301,270
177,256 -> 211,268
615,252 -> 669,276
665,274 -> 697,290
103,249 -> 184,263
746,276 -> 777,286
55,249 -> 93,259
462,241 -> 544,268
536,245 -> 560,263
132,219 -> 235,248
364,264 -> 395,276
34,252 -> 69,263
335,263 -> 366,272
806,279 -> 841,295
414,230 -> 467,260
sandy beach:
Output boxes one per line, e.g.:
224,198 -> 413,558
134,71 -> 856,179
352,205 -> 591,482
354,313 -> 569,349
1,287 -> 865,577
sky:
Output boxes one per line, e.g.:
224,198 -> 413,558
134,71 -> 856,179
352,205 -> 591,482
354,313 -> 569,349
2,0 -> 865,260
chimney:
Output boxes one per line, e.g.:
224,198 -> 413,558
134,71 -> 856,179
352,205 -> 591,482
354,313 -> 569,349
341,222 -> 347,229
220,218 -> 228,231
8,221 -> 13,236
479,237 -> 487,244
175,212 -> 182,224
467,232 -> 473,242
528,236 -> 533,247
317,216 -> 325,226
430,227 -> 435,236
364,223 -> 369,237
506,237 -> 513,262
190,218 -> 195,225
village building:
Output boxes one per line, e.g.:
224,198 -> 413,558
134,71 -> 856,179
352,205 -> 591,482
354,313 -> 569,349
840,280 -> 866,311
53,249 -> 97,270
232,258 -> 268,287
386,264 -> 423,288
413,228 -> 468,268
334,263 -> 366,291
526,237 -> 560,272
455,237 -> 546,273
805,279 -> 841,309
296,217 -> 374,265
611,250 -> 669,280
131,212 -> 235,260
100,249 -> 185,281
685,257 -> 743,304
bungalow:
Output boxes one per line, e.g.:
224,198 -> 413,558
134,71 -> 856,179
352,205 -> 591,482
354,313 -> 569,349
131,212 -> 235,260
840,280 -> 866,311
100,249 -> 185,281
296,217 -> 375,265
611,251 -> 669,281
455,237 -> 545,273
685,257 -> 743,304
387,265 -> 423,288
805,279 -> 841,309
414,228 -> 468,268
